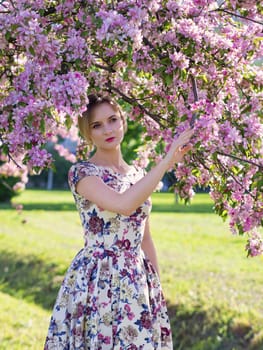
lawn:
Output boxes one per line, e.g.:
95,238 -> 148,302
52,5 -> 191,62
0,190 -> 262,350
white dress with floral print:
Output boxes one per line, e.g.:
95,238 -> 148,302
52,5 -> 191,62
44,161 -> 173,350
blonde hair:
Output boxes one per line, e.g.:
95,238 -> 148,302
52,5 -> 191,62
78,94 -> 127,148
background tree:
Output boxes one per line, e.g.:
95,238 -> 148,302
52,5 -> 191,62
0,0 -> 262,255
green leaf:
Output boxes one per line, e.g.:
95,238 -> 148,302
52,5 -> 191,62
231,166 -> 240,175
180,69 -> 188,81
241,104 -> 252,114
256,179 -> 263,190
11,24 -> 19,31
192,168 -> 200,176
180,114 -> 188,122
221,209 -> 228,222
160,57 -> 171,65
22,154 -> 30,164
29,46 -> 35,56
127,43 -> 133,61
24,143 -> 32,150
32,165 -> 42,174
164,73 -> 173,86
49,162 -> 56,172
65,114 -> 73,129
74,60 -> 82,70
236,222 -> 245,235
199,74 -> 208,83
1,143 -> 9,156
27,113 -> 34,125
40,118 -> 45,133
5,31 -> 11,41
80,30 -> 89,38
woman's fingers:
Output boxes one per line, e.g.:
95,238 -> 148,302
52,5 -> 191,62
179,144 -> 193,152
179,128 -> 194,140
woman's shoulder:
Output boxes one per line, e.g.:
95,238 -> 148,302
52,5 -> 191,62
68,160 -> 102,193
68,160 -> 100,179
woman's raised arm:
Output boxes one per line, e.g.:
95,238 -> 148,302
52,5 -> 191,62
76,128 -> 194,216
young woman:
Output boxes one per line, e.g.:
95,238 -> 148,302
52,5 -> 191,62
44,94 -> 194,349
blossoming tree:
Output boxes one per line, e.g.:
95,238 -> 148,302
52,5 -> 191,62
0,0 -> 262,256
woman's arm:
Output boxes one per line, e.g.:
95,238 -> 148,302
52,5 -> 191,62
141,216 -> 160,278
76,128 -> 194,216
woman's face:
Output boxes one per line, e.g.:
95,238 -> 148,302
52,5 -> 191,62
88,102 -> 125,150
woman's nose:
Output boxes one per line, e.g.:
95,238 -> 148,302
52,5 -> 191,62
103,123 -> 112,134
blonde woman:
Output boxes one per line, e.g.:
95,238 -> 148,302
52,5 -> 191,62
44,94 -> 194,349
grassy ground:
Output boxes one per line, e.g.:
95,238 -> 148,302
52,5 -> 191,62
0,190 -> 262,350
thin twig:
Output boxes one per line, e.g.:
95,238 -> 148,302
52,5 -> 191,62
189,74 -> 198,127
213,8 -> 263,26
105,82 -> 167,127
0,178 -> 14,191
93,62 -> 116,73
235,82 -> 250,101
215,156 -> 257,200
0,134 -> 23,169
9,0 -> 16,10
216,151 -> 263,169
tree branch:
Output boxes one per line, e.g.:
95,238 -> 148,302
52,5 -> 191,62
215,155 -> 257,200
93,62 -> 116,73
0,134 -> 23,169
214,8 -> 263,26
105,82 -> 167,127
189,74 -> 198,127
216,151 -> 263,170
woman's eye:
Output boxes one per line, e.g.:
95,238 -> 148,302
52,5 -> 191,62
92,117 -> 118,128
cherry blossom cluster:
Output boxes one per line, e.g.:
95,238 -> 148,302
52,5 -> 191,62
0,0 -> 262,255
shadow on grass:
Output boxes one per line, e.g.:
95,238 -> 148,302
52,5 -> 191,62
0,202 -> 214,213
0,202 -> 76,211
1,251 -> 262,350
167,301 -> 263,350
151,202 -> 214,213
0,251 -> 68,310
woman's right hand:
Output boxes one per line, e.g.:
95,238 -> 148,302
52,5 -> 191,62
163,127 -> 195,169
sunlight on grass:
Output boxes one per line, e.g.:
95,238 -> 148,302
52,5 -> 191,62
0,291 -> 50,349
0,190 -> 262,350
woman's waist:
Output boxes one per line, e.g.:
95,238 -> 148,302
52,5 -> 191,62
83,241 -> 143,258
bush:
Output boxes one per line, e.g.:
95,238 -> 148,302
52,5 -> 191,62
0,175 -> 21,202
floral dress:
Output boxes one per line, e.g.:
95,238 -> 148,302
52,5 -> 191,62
44,160 -> 173,350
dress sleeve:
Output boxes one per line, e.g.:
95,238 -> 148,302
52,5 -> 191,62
68,162 -> 99,196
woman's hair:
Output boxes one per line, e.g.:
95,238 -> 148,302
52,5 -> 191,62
78,94 -> 127,146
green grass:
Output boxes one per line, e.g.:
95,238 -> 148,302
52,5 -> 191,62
0,190 -> 263,350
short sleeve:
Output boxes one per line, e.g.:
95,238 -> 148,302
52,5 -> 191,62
68,162 -> 99,195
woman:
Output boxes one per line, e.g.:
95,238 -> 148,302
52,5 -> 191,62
44,94 -> 194,349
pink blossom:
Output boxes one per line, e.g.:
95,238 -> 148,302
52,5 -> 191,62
0,0 -> 262,256
246,231 -> 263,257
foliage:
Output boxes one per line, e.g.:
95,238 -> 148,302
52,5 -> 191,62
0,173 -> 20,202
0,1 -> 262,254
0,156 -> 27,202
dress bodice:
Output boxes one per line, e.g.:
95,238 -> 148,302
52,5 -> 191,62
68,161 -> 152,254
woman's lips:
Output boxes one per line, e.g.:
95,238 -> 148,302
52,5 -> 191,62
105,137 -> 115,142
